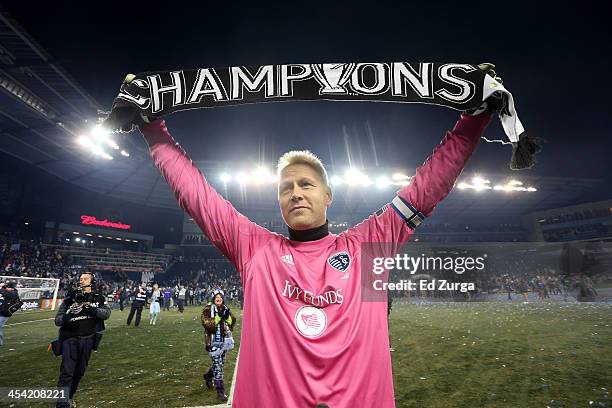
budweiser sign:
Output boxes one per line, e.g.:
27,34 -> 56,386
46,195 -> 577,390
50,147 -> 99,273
81,214 -> 131,230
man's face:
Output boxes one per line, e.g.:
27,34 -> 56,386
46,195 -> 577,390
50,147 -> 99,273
79,274 -> 93,293
279,163 -> 332,231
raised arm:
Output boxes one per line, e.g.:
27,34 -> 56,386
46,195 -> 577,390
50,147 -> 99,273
139,120 -> 274,277
345,113 -> 491,245
399,113 -> 491,219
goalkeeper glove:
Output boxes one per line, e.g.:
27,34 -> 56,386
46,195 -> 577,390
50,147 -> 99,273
104,74 -> 156,133
465,63 -> 509,117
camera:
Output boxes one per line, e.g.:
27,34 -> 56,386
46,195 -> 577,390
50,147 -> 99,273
68,280 -> 94,304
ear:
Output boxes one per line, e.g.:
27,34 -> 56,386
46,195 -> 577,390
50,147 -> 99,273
326,188 -> 333,207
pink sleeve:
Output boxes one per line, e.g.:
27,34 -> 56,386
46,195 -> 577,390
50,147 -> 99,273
345,113 -> 491,247
139,120 -> 274,280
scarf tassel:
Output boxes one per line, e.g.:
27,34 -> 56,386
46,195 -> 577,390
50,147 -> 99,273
510,133 -> 545,170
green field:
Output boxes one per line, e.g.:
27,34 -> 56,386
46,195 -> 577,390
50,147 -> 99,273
1,302 -> 611,408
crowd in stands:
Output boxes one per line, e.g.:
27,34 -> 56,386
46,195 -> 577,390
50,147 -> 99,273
543,224 -> 610,242
184,221 -> 532,244
388,246 -> 611,300
2,233 -> 609,304
539,206 -> 611,225
419,223 -> 525,233
183,234 -> 208,245
1,238 -> 73,281
1,235 -> 242,304
413,223 -> 527,242
537,206 -> 612,242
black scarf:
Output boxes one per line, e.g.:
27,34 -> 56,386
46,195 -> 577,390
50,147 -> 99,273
106,62 -> 541,169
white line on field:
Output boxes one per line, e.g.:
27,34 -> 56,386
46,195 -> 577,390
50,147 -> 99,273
6,317 -> 54,326
227,349 -> 239,405
13,309 -> 55,314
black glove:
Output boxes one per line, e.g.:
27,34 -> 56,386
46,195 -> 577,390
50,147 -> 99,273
103,74 -> 155,133
219,307 -> 230,320
85,305 -> 98,316
205,345 -> 212,352
465,63 -> 510,117
104,106 -> 148,133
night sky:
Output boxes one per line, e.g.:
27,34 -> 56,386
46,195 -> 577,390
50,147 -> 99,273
4,2 -> 612,185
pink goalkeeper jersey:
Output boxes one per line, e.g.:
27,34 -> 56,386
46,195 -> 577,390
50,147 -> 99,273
141,114 -> 490,408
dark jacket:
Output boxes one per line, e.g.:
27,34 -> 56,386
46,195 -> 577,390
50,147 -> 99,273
0,288 -> 21,317
54,292 -> 111,339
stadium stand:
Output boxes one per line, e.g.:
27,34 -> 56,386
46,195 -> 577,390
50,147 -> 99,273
44,244 -> 171,274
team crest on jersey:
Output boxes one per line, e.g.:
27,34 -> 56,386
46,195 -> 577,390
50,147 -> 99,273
294,306 -> 327,338
327,252 -> 351,272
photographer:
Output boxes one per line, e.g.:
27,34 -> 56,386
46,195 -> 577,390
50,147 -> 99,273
0,281 -> 23,347
53,271 -> 110,408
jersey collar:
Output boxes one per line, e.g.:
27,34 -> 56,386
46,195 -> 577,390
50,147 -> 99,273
288,220 -> 329,242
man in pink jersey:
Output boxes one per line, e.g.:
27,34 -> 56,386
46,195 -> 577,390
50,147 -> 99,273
113,67 -> 502,407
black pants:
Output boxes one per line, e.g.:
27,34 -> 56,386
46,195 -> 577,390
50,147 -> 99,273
56,336 -> 94,407
127,305 -> 143,326
177,299 -> 184,313
119,298 -> 124,311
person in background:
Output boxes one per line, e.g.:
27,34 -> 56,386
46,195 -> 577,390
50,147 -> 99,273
117,63 -> 504,407
163,286 -> 172,311
149,284 -> 161,325
201,289 -> 236,402
118,286 -> 126,311
177,285 -> 186,313
53,272 -> 110,408
0,281 -> 22,347
127,286 -> 146,327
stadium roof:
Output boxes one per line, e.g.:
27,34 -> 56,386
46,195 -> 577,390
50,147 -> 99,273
0,7 -> 139,193
0,9 -> 100,161
0,7 -> 606,221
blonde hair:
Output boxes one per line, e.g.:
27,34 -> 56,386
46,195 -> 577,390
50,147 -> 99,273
277,150 -> 331,193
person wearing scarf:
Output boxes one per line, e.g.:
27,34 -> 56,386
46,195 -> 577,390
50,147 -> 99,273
105,63 -> 540,407
200,288 -> 237,402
